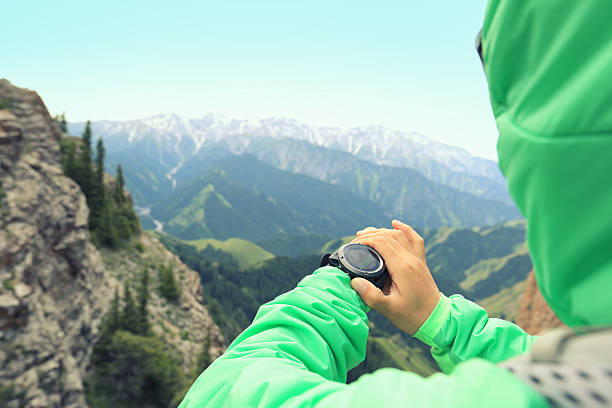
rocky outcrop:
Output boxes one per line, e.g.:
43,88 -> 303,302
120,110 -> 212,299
0,79 -> 223,407
99,233 -> 225,372
0,79 -> 108,407
515,270 -> 564,335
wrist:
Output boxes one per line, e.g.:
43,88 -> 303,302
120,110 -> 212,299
413,293 -> 451,344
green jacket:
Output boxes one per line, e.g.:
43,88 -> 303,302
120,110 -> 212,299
180,0 -> 612,406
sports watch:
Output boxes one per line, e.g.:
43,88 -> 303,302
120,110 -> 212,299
320,243 -> 389,290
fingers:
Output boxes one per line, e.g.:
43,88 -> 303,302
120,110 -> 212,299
353,230 -> 413,258
356,227 -> 379,236
351,278 -> 387,311
392,219 -> 425,258
392,220 -> 418,242
352,227 -> 392,243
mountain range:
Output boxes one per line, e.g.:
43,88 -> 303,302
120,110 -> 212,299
68,114 -> 520,242
68,113 -> 507,193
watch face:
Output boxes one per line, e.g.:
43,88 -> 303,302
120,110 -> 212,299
343,244 -> 381,272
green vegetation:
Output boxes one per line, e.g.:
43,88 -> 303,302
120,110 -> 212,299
422,221 -> 532,302
0,98 -> 12,111
348,335 -> 438,382
86,269 -> 198,408
53,112 -> 67,132
59,120 -> 140,248
0,383 -> 25,405
168,142 -> 519,233
159,264 -> 181,301
257,233 -> 334,257
187,237 -> 274,269
479,280 -> 526,321
150,155 -> 390,242
319,235 -> 354,254
87,330 -> 186,408
2,278 -> 14,291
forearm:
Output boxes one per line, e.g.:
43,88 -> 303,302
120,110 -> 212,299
415,294 -> 535,373
180,267 -> 369,406
180,269 -> 544,407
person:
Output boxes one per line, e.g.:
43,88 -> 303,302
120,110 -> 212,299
179,1 -> 612,406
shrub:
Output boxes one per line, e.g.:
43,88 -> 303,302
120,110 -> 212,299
159,265 -> 181,301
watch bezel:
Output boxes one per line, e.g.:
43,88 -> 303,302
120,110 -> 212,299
336,243 -> 385,278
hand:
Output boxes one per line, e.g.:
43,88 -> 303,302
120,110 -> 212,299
351,220 -> 440,335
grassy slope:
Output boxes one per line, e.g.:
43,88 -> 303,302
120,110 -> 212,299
186,237 -> 275,269
478,280 -> 526,321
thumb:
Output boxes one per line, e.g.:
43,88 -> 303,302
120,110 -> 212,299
351,278 -> 387,311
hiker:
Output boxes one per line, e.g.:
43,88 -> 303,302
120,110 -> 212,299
180,1 -> 612,406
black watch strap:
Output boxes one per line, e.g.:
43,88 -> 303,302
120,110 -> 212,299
319,252 -> 387,290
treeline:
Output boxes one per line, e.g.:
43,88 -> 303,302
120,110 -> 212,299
58,119 -> 139,247
156,233 -> 314,342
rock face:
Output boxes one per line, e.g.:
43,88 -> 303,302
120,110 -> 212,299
0,79 -> 223,407
0,79 -> 107,407
515,270 -> 564,335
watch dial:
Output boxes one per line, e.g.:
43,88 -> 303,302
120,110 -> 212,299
344,245 -> 380,271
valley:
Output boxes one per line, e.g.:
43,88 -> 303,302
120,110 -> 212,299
1,79 -> 536,408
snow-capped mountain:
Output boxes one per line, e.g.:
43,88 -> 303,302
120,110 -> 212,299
69,113 -> 508,197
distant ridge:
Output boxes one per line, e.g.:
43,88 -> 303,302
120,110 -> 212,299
68,113 -> 511,203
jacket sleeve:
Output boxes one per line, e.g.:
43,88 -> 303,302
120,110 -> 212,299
179,267 -> 545,407
414,293 -> 536,373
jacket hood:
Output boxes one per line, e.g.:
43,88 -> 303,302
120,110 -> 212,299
482,0 -> 612,326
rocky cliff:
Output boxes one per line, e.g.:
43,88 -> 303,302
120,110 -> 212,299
0,79 -> 223,407
515,270 -> 564,335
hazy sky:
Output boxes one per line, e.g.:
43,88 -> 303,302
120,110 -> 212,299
2,1 -> 499,159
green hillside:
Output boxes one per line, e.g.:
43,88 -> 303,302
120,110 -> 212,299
214,138 -> 521,227
257,233 -> 334,257
151,156 -> 391,242
422,221 -> 532,303
186,237 -> 274,269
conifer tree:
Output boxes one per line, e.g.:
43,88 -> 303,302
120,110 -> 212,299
195,331 -> 212,374
59,112 -> 67,133
59,138 -> 76,178
89,137 -> 107,232
159,265 -> 181,301
121,282 -> 139,333
95,138 -> 105,184
114,164 -> 126,204
110,286 -> 120,332
59,121 -> 140,249
77,121 -> 94,197
136,266 -> 150,335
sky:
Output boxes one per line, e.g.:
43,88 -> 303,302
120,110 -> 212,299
2,1 -> 499,159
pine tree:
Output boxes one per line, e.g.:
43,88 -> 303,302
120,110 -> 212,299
59,112 -> 67,133
136,266 -> 150,335
95,138 -> 105,184
114,164 -> 126,204
110,287 -> 120,332
59,138 -> 76,178
58,121 -> 140,249
89,137 -> 107,232
77,121 -> 94,196
121,282 -> 139,333
195,331 -> 212,375
159,265 -> 181,301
